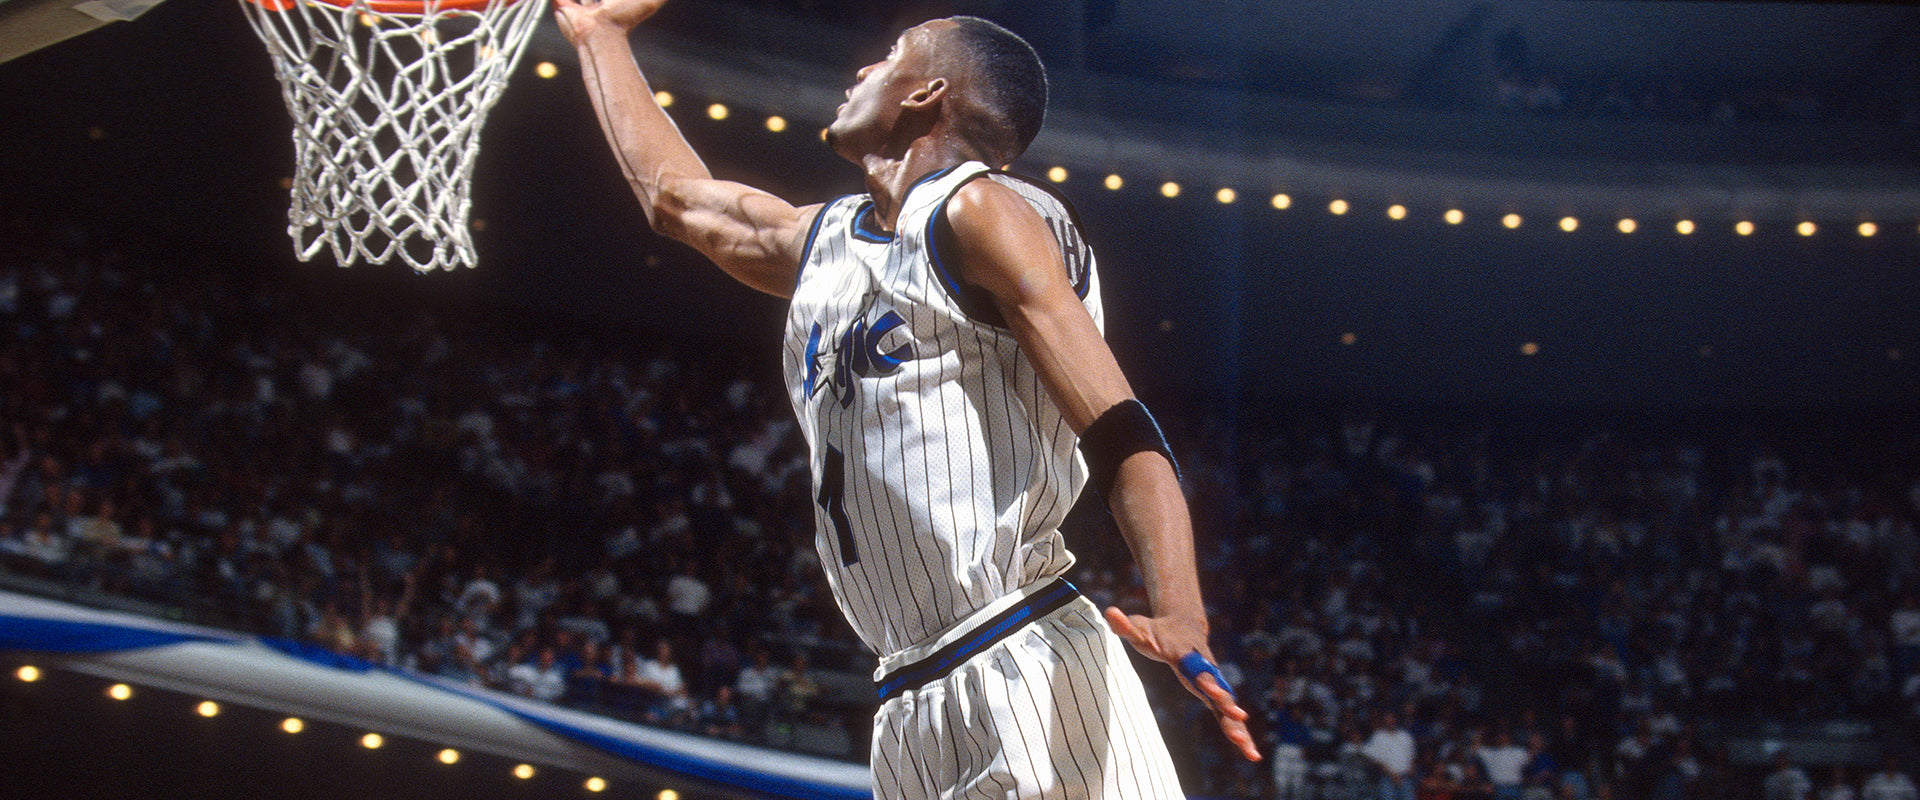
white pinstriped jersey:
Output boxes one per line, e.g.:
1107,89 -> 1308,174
781,161 -> 1101,657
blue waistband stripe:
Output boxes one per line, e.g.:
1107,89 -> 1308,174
875,579 -> 1080,701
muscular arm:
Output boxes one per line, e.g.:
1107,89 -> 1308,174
558,0 -> 815,297
944,178 -> 1259,762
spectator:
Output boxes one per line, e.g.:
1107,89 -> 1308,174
1765,752 -> 1815,800
777,651 -> 824,725
1268,700 -> 1313,800
663,557 -> 711,637
1365,710 -> 1419,800
633,638 -> 692,725
454,562 -> 501,622
1891,595 -> 1920,681
735,644 -> 779,726
1420,757 -> 1461,800
696,685 -> 746,740
1477,729 -> 1531,800
1456,758 -> 1497,800
1863,757 -> 1919,800
507,646 -> 568,703
1822,766 -> 1860,800
566,638 -> 612,707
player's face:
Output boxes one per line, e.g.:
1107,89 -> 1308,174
826,23 -> 943,159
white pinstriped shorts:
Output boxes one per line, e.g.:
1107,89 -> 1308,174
868,580 -> 1184,799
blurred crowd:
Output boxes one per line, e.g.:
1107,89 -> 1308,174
4,213 -> 1919,800
0,213 -> 866,751
1143,399 -> 1920,799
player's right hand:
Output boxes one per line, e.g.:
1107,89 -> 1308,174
553,0 -> 668,44
1103,606 -> 1262,762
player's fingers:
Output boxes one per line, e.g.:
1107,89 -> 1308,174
1176,651 -> 1235,706
1101,607 -> 1163,658
1219,714 -> 1261,762
1195,672 -> 1249,722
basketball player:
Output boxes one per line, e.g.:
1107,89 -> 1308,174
553,0 -> 1261,793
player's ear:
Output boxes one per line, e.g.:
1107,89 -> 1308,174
904,78 -> 947,110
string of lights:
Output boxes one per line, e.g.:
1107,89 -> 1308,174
523,59 -> 1919,244
10,661 -> 689,799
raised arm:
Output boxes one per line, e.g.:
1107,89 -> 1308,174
944,178 -> 1260,763
553,0 -> 817,298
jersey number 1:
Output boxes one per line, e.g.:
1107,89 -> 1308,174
818,445 -> 858,565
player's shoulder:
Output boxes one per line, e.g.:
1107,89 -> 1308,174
943,174 -> 1037,231
941,168 -> 1084,236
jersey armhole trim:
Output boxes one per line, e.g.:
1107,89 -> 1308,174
926,169 -> 1095,328
793,197 -> 843,292
928,172 -> 1010,328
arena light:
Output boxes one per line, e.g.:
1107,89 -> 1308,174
1159,181 -> 1181,198
1617,218 -> 1637,234
586,777 -> 608,793
1215,187 -> 1237,204
764,115 -> 787,133
1328,199 -> 1349,215
1339,332 -> 1358,346
1502,213 -> 1522,229
1270,193 -> 1292,210
1858,222 -> 1877,237
1520,341 -> 1541,356
1698,345 -> 1714,357
534,61 -> 558,79
1046,166 -> 1068,183
659,791 -> 681,800
107,683 -> 134,701
1892,348 -> 1905,362
281,717 -> 304,734
1104,174 -> 1124,191
197,700 -> 221,717
437,748 -> 461,765
1559,216 -> 1578,233
1444,209 -> 1464,225
514,764 -> 536,780
1735,220 -> 1755,236
1675,219 -> 1696,235
706,103 -> 729,121
1386,204 -> 1407,220
361,733 -> 384,749
1797,221 -> 1816,237
15,665 -> 40,682
653,90 -> 673,108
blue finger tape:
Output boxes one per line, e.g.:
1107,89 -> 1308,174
1178,651 -> 1234,702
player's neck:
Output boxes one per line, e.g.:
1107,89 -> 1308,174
859,144 -> 969,233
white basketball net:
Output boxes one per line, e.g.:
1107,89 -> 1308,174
239,0 -> 544,271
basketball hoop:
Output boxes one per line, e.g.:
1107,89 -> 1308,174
239,0 -> 544,271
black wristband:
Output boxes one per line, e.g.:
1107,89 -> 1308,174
1079,398 -> 1178,497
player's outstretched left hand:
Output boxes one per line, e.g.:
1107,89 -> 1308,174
552,0 -> 669,45
1103,606 -> 1262,762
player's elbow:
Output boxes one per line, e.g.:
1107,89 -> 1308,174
642,184 -> 686,237
639,176 -> 701,240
